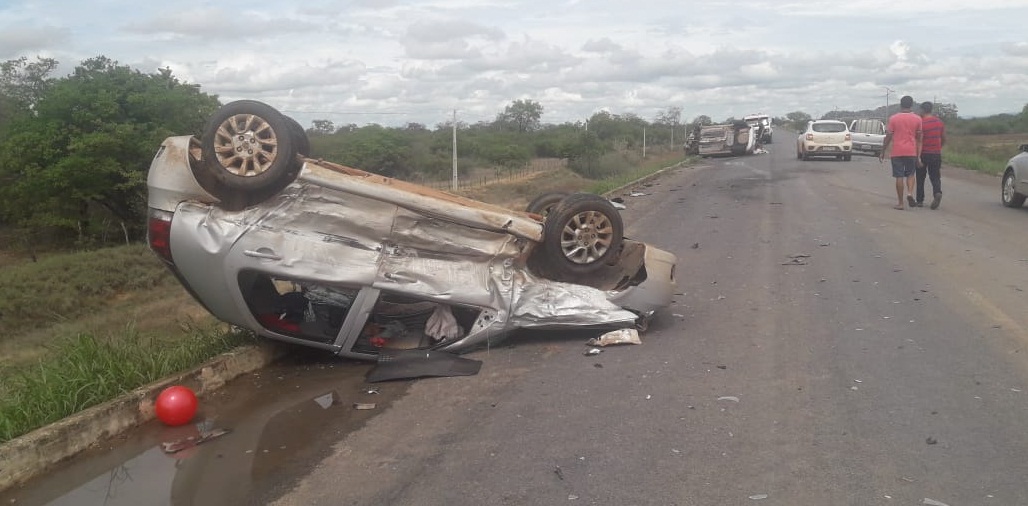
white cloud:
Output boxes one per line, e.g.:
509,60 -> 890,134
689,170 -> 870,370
1,0 -> 1027,127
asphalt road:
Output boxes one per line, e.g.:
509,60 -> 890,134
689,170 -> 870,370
6,143 -> 1028,506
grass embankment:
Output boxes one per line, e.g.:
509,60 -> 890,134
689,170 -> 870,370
0,244 -> 253,443
944,133 -> 1025,175
0,153 -> 686,443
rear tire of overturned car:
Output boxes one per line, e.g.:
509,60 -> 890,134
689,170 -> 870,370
197,100 -> 301,205
536,193 -> 624,280
525,192 -> 569,216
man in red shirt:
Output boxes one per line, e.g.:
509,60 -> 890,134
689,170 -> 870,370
916,101 -> 946,209
879,95 -> 923,210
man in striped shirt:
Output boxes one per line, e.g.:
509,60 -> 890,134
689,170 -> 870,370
916,101 -> 946,209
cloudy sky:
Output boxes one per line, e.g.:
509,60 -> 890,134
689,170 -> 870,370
2,0 -> 1028,128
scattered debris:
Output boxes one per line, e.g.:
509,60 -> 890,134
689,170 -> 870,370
692,242 -> 700,249
749,494 -> 769,500
609,200 -> 627,210
587,328 -> 642,347
783,254 -> 810,266
353,403 -> 377,410
161,428 -> 231,454
923,498 -> 951,506
554,465 -> 565,480
584,348 -> 603,356
926,436 -> 938,445
629,191 -> 648,197
717,365 -> 727,370
717,396 -> 740,402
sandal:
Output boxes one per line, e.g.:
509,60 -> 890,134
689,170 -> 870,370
893,205 -> 905,210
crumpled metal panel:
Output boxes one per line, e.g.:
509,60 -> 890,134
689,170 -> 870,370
510,278 -> 639,328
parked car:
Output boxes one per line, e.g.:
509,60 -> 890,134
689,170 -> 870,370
694,121 -> 756,157
796,120 -> 852,161
146,100 -> 677,360
1001,143 -> 1028,208
848,118 -> 886,157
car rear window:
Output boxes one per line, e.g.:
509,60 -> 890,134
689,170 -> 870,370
812,123 -> 847,133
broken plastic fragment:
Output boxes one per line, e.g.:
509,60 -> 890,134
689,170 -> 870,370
353,403 -> 377,410
586,328 -> 642,347
923,499 -> 951,506
749,494 -> 768,500
161,428 -> 231,454
585,348 -> 603,356
717,396 -> 740,402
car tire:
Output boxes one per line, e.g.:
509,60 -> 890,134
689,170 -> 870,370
1002,169 -> 1027,208
285,115 -> 311,157
535,193 -> 624,280
525,192 -> 569,217
802,151 -> 810,161
197,100 -> 301,204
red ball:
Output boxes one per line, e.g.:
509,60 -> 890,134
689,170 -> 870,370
155,385 -> 198,426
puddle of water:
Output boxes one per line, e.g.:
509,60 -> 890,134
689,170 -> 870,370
0,354 -> 408,505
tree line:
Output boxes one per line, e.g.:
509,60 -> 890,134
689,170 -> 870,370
3,53 -> 1026,251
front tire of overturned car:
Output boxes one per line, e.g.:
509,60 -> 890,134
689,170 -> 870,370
535,193 -> 625,280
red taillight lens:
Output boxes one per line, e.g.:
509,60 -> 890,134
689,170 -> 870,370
148,209 -> 174,264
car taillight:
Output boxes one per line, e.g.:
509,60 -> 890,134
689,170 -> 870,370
148,208 -> 174,264
806,133 -> 813,141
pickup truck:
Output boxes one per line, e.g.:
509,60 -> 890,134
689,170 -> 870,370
848,118 -> 886,157
743,113 -> 773,144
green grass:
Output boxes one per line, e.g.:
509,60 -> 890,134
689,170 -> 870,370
944,134 -> 1024,175
0,323 -> 255,443
0,243 -> 178,337
588,153 -> 690,195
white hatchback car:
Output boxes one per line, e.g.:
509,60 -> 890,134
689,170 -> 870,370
797,120 -> 852,161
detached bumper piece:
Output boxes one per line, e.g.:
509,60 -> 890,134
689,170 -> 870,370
365,349 -> 483,382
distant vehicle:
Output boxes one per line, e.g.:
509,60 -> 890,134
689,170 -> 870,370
796,120 -> 852,161
693,122 -> 757,157
848,118 -> 886,157
743,113 -> 773,144
146,100 -> 677,360
1001,143 -> 1028,208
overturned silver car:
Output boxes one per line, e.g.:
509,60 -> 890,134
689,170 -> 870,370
146,101 -> 677,360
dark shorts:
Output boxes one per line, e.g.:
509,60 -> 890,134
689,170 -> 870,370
891,156 -> 917,178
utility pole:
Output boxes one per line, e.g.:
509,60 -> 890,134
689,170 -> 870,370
884,87 -> 894,117
451,109 -> 457,191
643,127 -> 647,158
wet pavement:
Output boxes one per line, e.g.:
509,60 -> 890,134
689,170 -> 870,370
0,349 -> 411,505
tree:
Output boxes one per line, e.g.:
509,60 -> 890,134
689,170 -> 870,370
786,111 -> 812,130
0,56 -> 220,245
691,115 -> 712,126
934,102 -> 958,123
655,106 -> 682,127
310,119 -> 335,135
496,99 -> 543,133
0,56 -> 58,138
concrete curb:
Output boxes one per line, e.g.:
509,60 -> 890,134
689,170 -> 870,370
0,342 -> 287,492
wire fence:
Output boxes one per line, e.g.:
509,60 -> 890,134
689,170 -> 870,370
409,158 -> 567,191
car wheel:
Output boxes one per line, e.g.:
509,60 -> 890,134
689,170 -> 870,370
535,193 -> 624,279
197,100 -> 301,203
285,115 -> 311,157
802,151 -> 809,161
525,192 -> 569,217
1002,169 -> 1027,208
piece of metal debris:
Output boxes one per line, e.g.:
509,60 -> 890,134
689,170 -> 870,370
585,348 -> 603,356
586,328 -> 642,347
161,428 -> 231,454
923,498 -> 951,506
353,403 -> 377,410
554,465 -> 565,480
749,494 -> 769,500
717,396 -> 740,402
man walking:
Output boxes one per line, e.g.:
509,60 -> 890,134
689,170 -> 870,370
879,95 -> 923,210
916,101 -> 946,209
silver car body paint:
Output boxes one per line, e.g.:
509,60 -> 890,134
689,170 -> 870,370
148,136 -> 676,359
